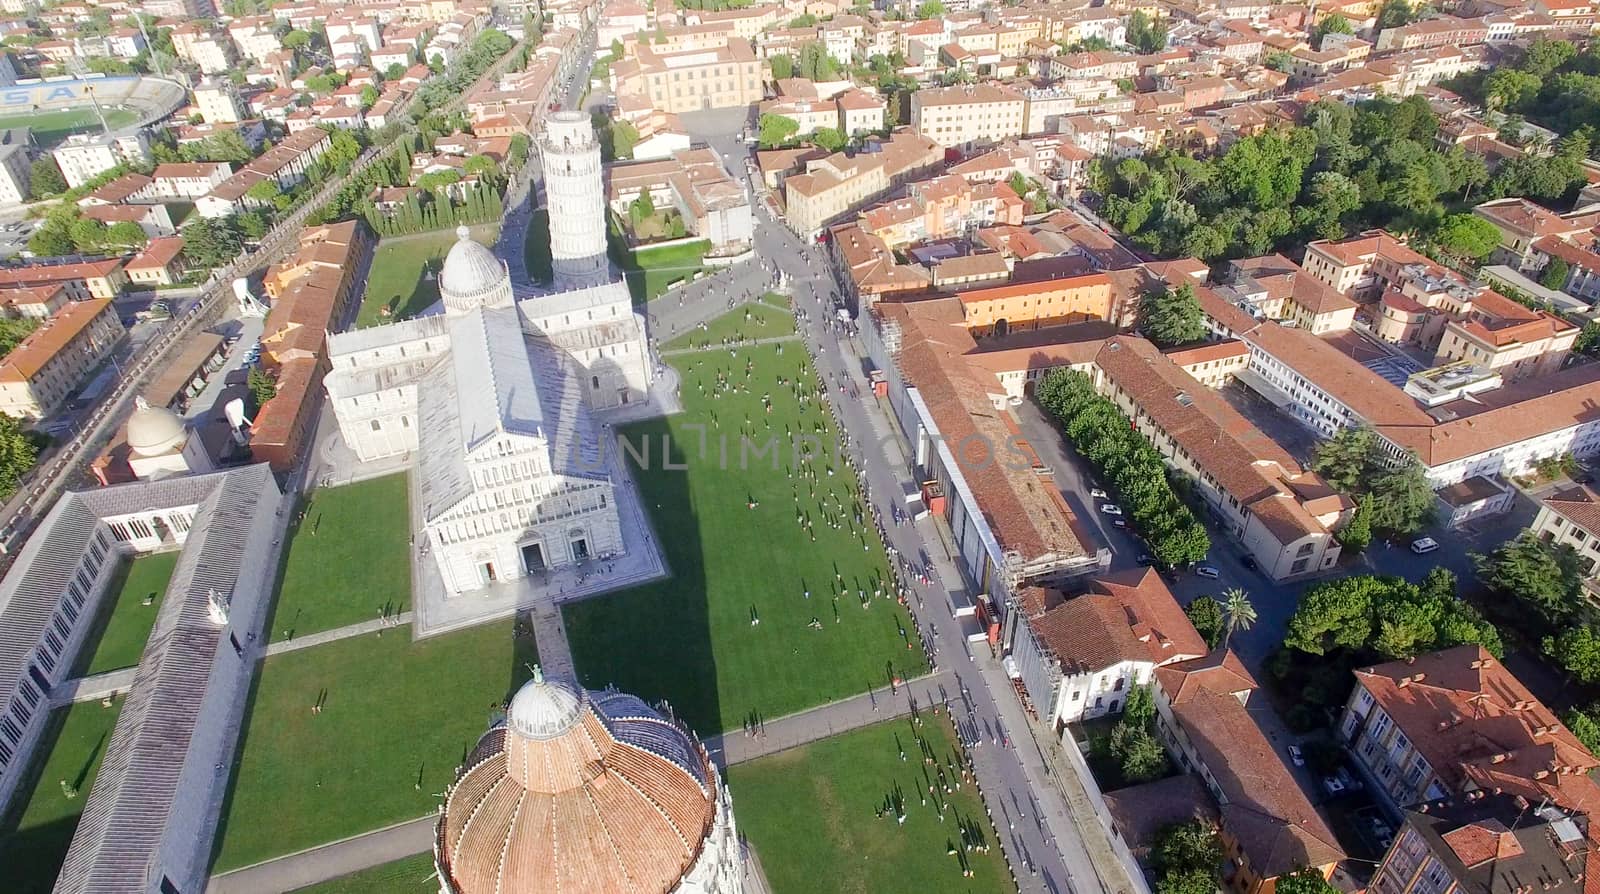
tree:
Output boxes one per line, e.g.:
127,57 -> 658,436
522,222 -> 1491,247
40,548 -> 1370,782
281,29 -> 311,50
1138,283 -> 1206,347
1541,258 -> 1572,291
610,119 -> 640,159
812,127 -> 846,153
0,412 -> 38,501
1185,597 -> 1224,648
1474,532 -> 1584,626
181,216 -> 244,269
0,318 -> 38,355
1221,588 -> 1256,652
246,179 -> 282,204
757,113 -> 800,149
1364,457 -> 1435,535
247,366 -> 277,411
915,0 -> 944,18
1375,0 -> 1418,31
769,54 -> 794,80
1337,499 -> 1372,551
1153,819 -> 1222,877
27,220 -> 75,257
104,221 -> 146,249
1545,627 -> 1600,684
1565,706 -> 1600,754
359,85 -> 379,109
1108,717 -> 1169,783
628,189 -> 655,226
28,157 -> 66,197
1484,68 -> 1542,113
1312,14 -> 1353,45
1126,9 -> 1169,53
1277,869 -> 1339,894
1159,870 -> 1219,894
1432,213 -> 1503,262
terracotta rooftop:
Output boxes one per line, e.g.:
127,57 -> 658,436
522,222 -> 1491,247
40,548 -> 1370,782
1030,568 -> 1208,673
0,298 -> 114,383
1544,484 -> 1600,537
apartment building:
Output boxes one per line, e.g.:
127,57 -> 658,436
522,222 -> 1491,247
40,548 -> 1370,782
1221,255 -> 1358,336
613,40 -> 765,115
1152,651 -> 1346,894
783,130 -> 942,237
52,132 -> 152,191
1090,337 -> 1348,581
858,174 -> 1024,250
0,299 -> 125,420
1375,15 -> 1489,51
911,83 -> 1027,151
193,79 -> 247,124
141,163 -> 235,201
1369,797 -> 1590,894
198,128 -> 333,219
0,286 -> 66,320
0,130 -> 29,205
1529,485 -> 1600,601
1474,197 -> 1598,269
956,273 -> 1112,337
1339,646 -> 1600,812
0,259 -> 129,300
1302,230 -> 1433,300
125,236 -> 188,287
1027,568 -> 1208,726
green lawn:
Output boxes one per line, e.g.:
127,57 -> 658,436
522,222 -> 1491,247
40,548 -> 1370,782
266,474 -> 410,644
0,107 -> 137,148
71,552 -> 178,677
607,213 -> 710,303
664,300 -> 797,351
353,225 -> 499,328
290,853 -> 438,893
564,343 -> 925,735
524,209 -> 553,285
211,621 -> 537,871
730,718 -> 1013,894
0,697 -> 123,894
761,291 -> 791,308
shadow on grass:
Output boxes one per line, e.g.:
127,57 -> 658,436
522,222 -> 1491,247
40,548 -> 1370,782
564,419 -> 723,734
525,209 -> 553,286
0,709 -> 96,894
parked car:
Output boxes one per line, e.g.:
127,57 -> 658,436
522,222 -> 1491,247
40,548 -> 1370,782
1195,565 -> 1220,579
1136,553 -> 1156,566
1410,537 -> 1439,554
1240,555 -> 1259,571
1323,776 -> 1347,797
1099,503 -> 1123,516
1112,519 -> 1128,529
1090,488 -> 1108,499
1288,745 -> 1305,766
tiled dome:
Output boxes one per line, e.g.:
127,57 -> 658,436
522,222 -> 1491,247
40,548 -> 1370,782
435,675 -> 718,894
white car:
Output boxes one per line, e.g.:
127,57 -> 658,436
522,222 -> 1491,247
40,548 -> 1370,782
1195,565 -> 1220,579
1410,537 -> 1439,554
1288,745 -> 1305,766
1090,488 -> 1108,499
1099,504 -> 1123,516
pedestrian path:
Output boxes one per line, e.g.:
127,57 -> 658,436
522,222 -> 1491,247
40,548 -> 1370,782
49,666 -> 138,706
262,613 -> 413,658
660,333 -> 802,357
206,815 -> 436,894
704,670 -> 953,767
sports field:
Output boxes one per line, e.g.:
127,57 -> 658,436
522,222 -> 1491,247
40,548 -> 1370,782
0,108 -> 137,147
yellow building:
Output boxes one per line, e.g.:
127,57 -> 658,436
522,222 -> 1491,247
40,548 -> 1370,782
0,298 -> 126,420
911,83 -> 1027,150
956,273 -> 1113,336
615,40 -> 766,115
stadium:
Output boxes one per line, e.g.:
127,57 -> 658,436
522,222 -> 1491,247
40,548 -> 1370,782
0,74 -> 187,146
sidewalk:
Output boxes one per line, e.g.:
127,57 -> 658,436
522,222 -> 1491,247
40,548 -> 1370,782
263,613 -> 413,658
206,816 -> 436,894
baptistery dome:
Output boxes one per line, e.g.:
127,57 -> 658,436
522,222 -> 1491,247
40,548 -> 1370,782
126,397 -> 187,458
434,672 -> 743,894
439,226 -> 512,314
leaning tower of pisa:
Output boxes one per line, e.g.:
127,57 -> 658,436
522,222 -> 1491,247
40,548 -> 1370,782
539,110 -> 611,291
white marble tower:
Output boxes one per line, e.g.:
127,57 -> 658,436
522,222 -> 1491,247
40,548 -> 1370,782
540,111 -> 610,290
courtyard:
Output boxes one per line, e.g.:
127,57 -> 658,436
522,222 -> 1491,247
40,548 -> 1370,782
563,341 -> 927,735
0,696 -> 123,894
266,473 -> 411,644
210,620 -> 537,872
729,717 -> 1013,894
353,224 -> 499,329
664,298 -> 797,351
607,215 -> 711,303
71,551 -> 178,677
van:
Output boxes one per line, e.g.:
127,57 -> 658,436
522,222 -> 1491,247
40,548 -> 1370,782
1410,537 -> 1439,554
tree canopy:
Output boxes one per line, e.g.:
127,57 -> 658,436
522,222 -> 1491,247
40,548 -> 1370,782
1474,532 -> 1584,627
1138,282 -> 1206,347
1311,427 -> 1434,535
1283,573 -> 1502,661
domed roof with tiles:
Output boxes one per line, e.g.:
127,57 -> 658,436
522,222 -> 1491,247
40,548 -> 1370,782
127,397 -> 186,457
439,226 -> 507,307
435,672 -> 718,894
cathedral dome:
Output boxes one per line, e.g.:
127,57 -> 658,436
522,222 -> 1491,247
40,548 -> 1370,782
127,397 -> 186,457
435,673 -> 724,894
439,226 -> 510,313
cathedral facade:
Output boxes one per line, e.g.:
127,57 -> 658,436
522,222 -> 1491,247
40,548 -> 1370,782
321,119 -> 653,593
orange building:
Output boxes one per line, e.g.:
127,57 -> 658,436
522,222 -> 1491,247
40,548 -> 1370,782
955,272 -> 1113,337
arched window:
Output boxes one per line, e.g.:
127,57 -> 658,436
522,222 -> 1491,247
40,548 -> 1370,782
370,419 -> 381,431
591,375 -> 600,389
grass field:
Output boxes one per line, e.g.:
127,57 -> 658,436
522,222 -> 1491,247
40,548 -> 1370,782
291,853 -> 438,893
729,718 -> 1013,894
761,291 -> 791,308
564,343 -> 925,735
211,621 -> 537,871
265,474 -> 410,644
0,697 -> 123,894
607,213 -> 711,303
71,552 -> 178,677
0,108 -> 137,148
524,209 -> 552,285
664,300 -> 796,351
354,225 -> 498,328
